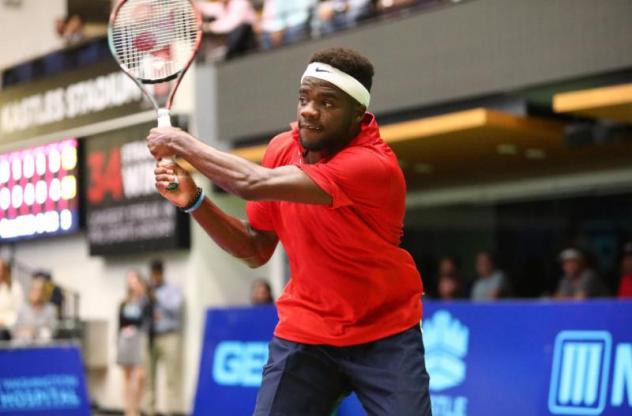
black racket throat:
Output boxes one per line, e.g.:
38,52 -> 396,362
139,72 -> 180,84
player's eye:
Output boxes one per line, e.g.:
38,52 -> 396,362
298,96 -> 307,105
322,100 -> 334,108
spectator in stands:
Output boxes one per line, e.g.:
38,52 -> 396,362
55,14 -> 85,46
436,256 -> 463,300
555,248 -> 608,300
32,270 -> 65,319
198,0 -> 258,59
315,0 -> 374,36
617,242 -> 632,298
117,270 -> 152,416
260,0 -> 315,49
0,260 -> 23,341
471,251 -> 510,300
146,260 -> 184,416
251,278 -> 274,305
12,279 -> 57,343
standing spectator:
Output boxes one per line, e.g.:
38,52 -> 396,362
260,0 -> 315,49
32,270 -> 65,319
12,279 -> 57,342
555,248 -> 608,300
617,242 -> 632,298
146,260 -> 183,416
251,278 -> 274,305
198,0 -> 258,59
471,251 -> 510,300
436,256 -> 463,300
0,260 -> 23,341
117,270 -> 152,416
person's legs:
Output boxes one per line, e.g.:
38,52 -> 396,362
131,365 -> 145,416
340,326 -> 432,416
160,333 -> 182,415
122,366 -> 133,416
253,336 -> 351,416
144,342 -> 159,416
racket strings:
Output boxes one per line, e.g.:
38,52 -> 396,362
110,0 -> 199,81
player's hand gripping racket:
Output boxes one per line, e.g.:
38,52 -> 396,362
108,0 -> 202,190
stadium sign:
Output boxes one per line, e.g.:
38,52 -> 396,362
193,302 -> 632,416
83,122 -> 190,256
0,60 -> 146,143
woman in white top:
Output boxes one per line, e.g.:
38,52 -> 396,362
0,259 -> 24,341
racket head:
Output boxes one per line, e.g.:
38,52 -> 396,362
108,0 -> 202,85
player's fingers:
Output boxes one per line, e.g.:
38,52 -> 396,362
155,173 -> 175,182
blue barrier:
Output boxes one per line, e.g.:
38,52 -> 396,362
193,301 -> 632,416
0,344 -> 90,416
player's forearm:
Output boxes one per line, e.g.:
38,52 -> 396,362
176,136 -> 270,200
191,197 -> 272,267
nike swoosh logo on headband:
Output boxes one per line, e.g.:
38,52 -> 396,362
315,68 -> 331,73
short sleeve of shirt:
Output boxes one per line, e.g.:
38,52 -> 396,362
297,147 -> 392,209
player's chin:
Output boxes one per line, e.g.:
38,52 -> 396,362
299,129 -> 328,151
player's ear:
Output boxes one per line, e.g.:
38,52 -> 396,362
353,104 -> 366,123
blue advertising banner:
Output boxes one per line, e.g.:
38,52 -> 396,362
193,301 -> 632,416
0,345 -> 90,416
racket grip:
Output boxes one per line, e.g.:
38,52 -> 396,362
156,109 -> 179,190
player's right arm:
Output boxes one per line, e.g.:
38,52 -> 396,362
155,162 -> 278,268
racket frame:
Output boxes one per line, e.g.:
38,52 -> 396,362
107,0 -> 203,189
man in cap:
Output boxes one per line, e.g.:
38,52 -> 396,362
555,248 -> 608,299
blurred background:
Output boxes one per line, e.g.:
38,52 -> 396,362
0,0 -> 631,415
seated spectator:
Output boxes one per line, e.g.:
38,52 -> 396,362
0,260 -> 23,341
260,0 -> 315,49
471,251 -> 510,300
555,248 -> 608,300
32,270 -> 65,319
251,279 -> 274,305
198,0 -> 258,59
315,0 -> 374,36
13,279 -> 57,342
436,256 -> 463,300
617,242 -> 632,298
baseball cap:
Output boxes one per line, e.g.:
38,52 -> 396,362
559,248 -> 583,261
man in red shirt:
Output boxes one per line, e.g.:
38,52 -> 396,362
146,48 -> 431,415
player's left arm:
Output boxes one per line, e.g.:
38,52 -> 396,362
147,127 -> 332,204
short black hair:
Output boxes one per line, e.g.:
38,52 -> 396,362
150,259 -> 163,274
309,48 -> 374,92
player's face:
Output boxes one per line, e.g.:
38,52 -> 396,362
297,77 -> 364,153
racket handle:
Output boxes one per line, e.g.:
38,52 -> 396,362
157,109 -> 179,190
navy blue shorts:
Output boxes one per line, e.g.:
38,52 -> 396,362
253,325 -> 432,416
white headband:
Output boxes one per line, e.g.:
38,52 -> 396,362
301,62 -> 371,108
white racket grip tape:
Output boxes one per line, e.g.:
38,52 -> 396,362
156,109 -> 179,190
157,109 -> 172,127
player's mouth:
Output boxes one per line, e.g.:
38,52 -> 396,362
299,121 -> 323,132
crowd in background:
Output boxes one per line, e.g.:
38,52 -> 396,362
197,0 -> 447,59
0,261 -> 65,344
431,242 -> 632,301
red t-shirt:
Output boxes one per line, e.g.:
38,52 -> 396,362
246,113 -> 423,346
618,274 -> 632,298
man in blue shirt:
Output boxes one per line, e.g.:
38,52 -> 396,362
146,260 -> 183,416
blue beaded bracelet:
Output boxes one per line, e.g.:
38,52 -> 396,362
183,187 -> 205,214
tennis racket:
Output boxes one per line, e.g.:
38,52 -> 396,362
108,0 -> 202,190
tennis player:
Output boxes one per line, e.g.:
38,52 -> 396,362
147,47 -> 431,415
